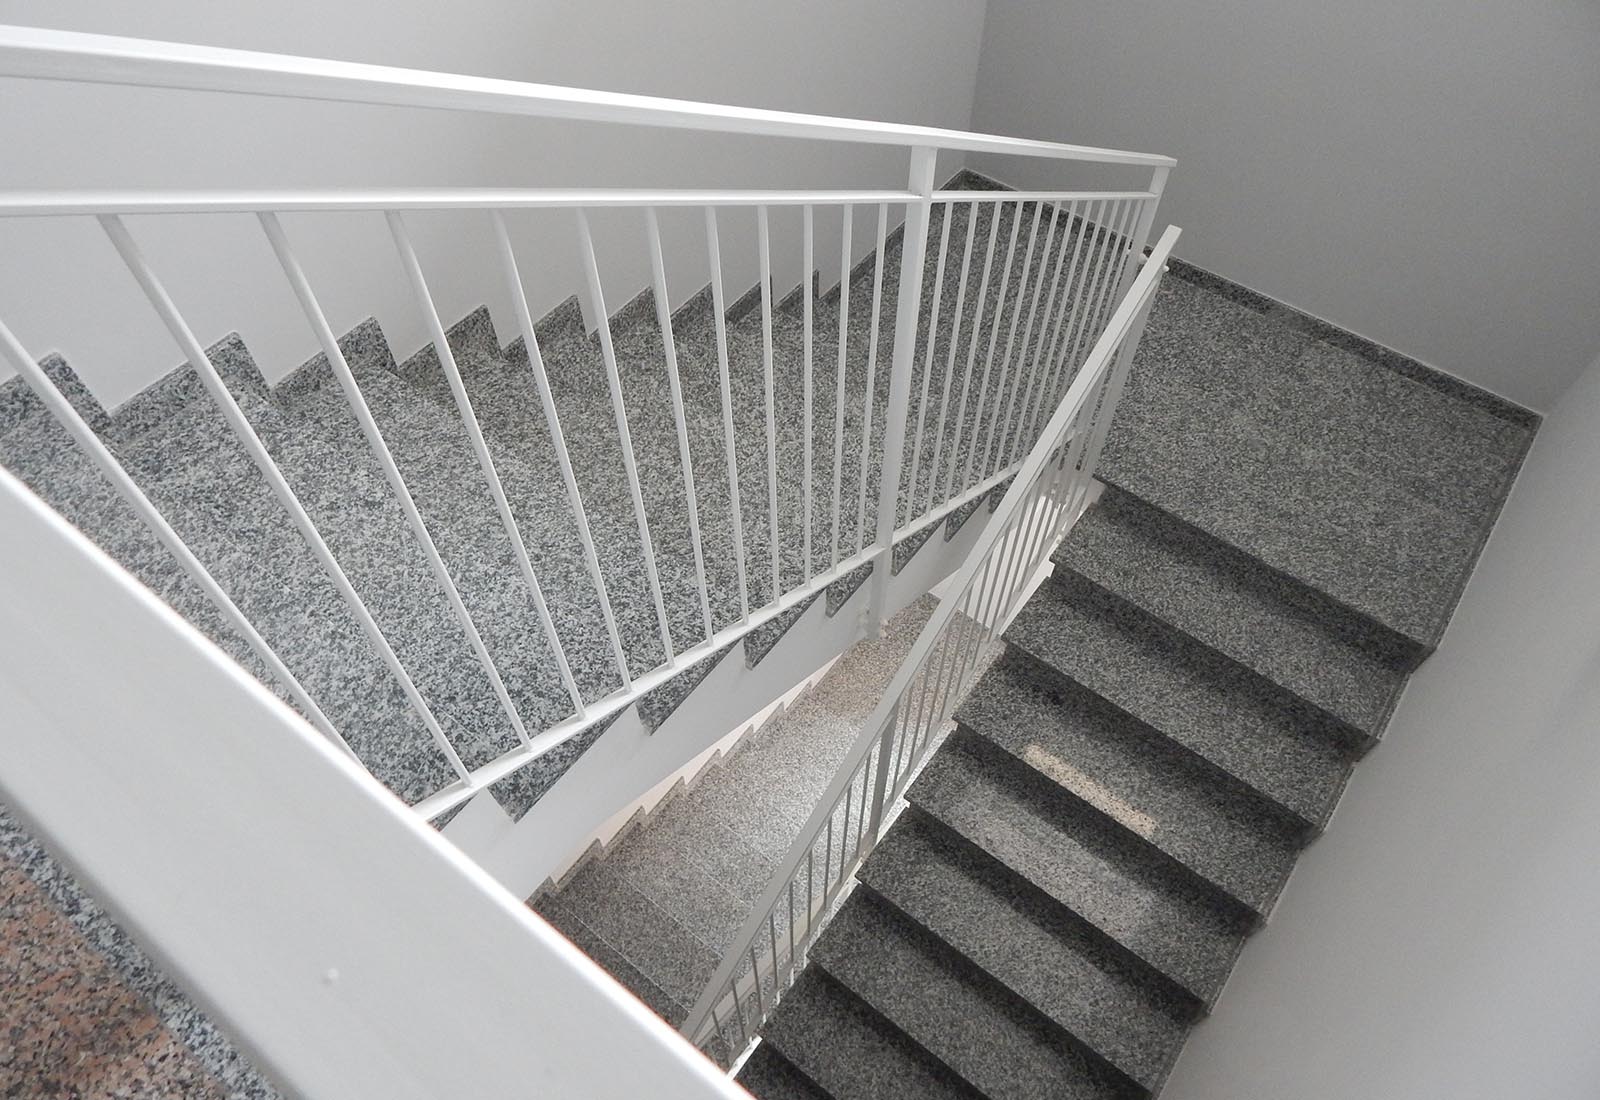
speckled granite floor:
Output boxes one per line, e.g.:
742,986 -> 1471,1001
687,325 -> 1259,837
737,262 -> 1538,1098
531,593 -> 999,1025
0,806 -> 279,1100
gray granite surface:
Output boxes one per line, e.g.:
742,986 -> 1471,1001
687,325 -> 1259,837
1007,573 -> 1354,829
956,653 -> 1302,919
810,893 -> 1130,1100
907,738 -> 1249,1007
859,814 -> 1189,1093
1100,268 -> 1537,651
736,1043 -> 832,1100
1057,486 -> 1415,739
760,970 -> 980,1100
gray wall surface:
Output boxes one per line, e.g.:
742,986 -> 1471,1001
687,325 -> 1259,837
0,1 -> 987,406
969,0 -> 1600,411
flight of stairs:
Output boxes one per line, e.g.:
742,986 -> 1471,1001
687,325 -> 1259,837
735,261 -> 1538,1098
0,172 -> 1056,824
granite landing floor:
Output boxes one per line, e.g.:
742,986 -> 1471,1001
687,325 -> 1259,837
737,264 -> 1537,1098
0,805 -> 280,1100
530,593 -> 1005,1034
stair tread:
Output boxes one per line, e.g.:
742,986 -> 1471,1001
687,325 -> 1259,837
957,653 -> 1301,919
532,894 -> 686,1026
1100,273 -> 1534,650
1057,486 -> 1412,736
762,969 -> 979,1100
737,1044 -> 833,1100
810,892 -> 1131,1100
906,738 -> 1247,1007
552,861 -> 718,1006
1006,573 -> 1352,827
859,814 -> 1187,1093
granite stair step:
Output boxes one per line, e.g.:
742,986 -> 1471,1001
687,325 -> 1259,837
810,892 -> 1134,1100
859,813 -> 1190,1093
736,1043 -> 833,1100
906,737 -> 1249,1009
531,894 -> 686,1026
553,860 -> 719,1008
1006,572 -> 1354,829
760,969 -> 980,1100
88,351 -> 456,805
956,651 -> 1304,918
1056,485 -> 1415,739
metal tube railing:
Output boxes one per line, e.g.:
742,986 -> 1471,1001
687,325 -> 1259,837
680,224 -> 1182,1059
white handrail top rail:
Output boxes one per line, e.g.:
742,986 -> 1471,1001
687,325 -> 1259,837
0,465 -> 742,1100
0,187 -> 921,217
0,24 -> 1176,168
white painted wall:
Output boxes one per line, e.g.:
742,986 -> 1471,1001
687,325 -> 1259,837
1162,343 -> 1600,1099
0,1 -> 987,407
967,0 -> 1600,411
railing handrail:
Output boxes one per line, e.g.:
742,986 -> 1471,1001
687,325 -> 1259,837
0,463 -> 745,1100
0,24 -> 1176,169
0,187 -> 1161,218
680,222 -> 1182,1045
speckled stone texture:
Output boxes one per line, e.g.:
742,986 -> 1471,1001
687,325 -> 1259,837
529,596 -> 939,1034
0,806 -> 279,1100
739,237 -> 1535,1100
1099,265 -> 1538,653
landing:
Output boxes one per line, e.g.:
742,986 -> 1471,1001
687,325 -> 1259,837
1100,264 -> 1538,652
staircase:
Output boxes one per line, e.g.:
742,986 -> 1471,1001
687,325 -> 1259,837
732,262 -> 1537,1097
0,171 -> 1049,828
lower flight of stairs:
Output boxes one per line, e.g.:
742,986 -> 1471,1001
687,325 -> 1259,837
736,261 -> 1538,1097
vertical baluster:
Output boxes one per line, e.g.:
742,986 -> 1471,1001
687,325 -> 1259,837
1003,200 -> 1069,467
866,147 -> 938,628
0,315 -> 354,762
854,203 -> 890,556
747,943 -> 766,1017
704,209 -> 750,624
821,813 -> 835,899
755,206 -> 783,602
1026,199 -> 1093,443
964,200 -> 1023,493
925,201 -> 978,516
645,208 -> 714,642
99,214 -> 470,783
573,210 -> 676,666
1063,200 -> 1130,395
838,781 -> 854,890
905,201 -> 953,523
944,201 -> 1001,502
786,879 -> 798,984
852,754 -> 872,859
767,912 -> 780,1006
266,213 -> 547,740
492,213 -> 632,689
980,202 -> 1044,480
828,205 -> 852,569
1038,197 -> 1111,424
801,204 -> 814,581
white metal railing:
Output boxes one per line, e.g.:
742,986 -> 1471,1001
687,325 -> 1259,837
679,224 -> 1182,1059
0,25 -> 1174,1092
0,26 -> 1170,827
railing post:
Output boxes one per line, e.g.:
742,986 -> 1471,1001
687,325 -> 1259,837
863,700 -> 901,853
865,144 -> 938,633
1115,164 -> 1169,300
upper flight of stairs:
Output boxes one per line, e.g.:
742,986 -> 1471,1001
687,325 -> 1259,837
736,259 -> 1538,1098
0,172 -> 1045,824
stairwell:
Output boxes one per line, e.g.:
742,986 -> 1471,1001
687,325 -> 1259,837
730,260 -> 1538,1097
